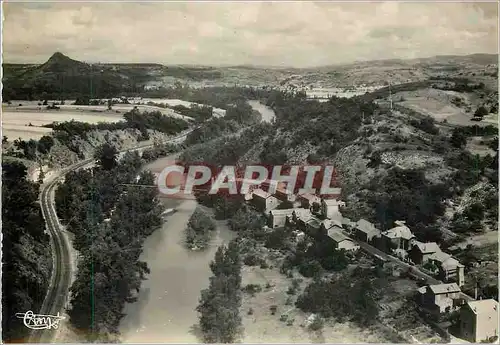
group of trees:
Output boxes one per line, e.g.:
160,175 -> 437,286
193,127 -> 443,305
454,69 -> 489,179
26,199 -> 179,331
9,135 -> 55,160
171,104 -> 213,123
185,207 -> 217,250
295,267 -> 384,327
197,241 -> 242,343
54,145 -> 162,340
2,161 -> 52,342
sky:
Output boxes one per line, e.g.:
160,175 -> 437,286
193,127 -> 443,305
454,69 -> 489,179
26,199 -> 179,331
2,1 -> 498,67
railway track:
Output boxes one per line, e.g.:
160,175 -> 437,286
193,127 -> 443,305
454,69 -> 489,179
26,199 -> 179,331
28,133 -> 190,343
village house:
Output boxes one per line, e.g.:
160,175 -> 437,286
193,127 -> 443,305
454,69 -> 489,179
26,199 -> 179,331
250,188 -> 280,212
409,241 -> 441,265
293,208 -> 313,222
460,299 -> 499,343
354,219 -> 381,243
417,283 -> 462,315
268,209 -> 295,228
297,193 -> 321,209
304,217 -> 322,235
327,227 -> 360,251
428,251 -> 465,287
320,198 -> 345,220
341,217 -> 355,231
381,220 -> 416,252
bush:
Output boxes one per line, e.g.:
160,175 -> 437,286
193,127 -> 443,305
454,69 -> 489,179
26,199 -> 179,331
298,260 -> 323,278
308,316 -> 324,331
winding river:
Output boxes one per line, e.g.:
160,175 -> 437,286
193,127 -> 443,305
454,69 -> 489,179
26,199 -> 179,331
118,101 -> 275,343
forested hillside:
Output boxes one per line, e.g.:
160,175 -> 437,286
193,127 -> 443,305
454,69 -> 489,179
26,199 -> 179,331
2,161 -> 52,343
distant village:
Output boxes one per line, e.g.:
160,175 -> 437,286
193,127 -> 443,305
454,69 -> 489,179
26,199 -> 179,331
241,178 -> 499,343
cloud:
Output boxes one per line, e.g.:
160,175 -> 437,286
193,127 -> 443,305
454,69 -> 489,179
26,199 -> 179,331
2,1 -> 498,67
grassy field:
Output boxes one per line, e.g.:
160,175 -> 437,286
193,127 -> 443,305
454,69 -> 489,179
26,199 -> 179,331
1,98 -> 197,140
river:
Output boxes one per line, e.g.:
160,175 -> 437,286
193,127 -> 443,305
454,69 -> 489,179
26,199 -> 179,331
118,101 -> 275,343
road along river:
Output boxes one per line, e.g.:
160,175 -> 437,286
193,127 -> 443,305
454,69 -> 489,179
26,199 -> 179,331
118,101 -> 275,343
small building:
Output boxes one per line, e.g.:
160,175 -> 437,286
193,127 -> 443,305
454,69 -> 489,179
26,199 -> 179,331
251,188 -> 280,212
320,198 -> 345,220
297,193 -> 321,209
428,251 -> 465,287
460,299 -> 499,343
354,219 -> 381,243
292,208 -> 314,223
410,241 -> 441,264
269,209 -> 296,228
327,227 -> 360,251
381,220 -> 415,252
417,283 -> 462,315
341,217 -> 355,231
305,218 -> 322,235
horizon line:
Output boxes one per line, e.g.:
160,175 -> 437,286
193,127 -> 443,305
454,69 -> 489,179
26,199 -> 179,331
2,52 -> 497,69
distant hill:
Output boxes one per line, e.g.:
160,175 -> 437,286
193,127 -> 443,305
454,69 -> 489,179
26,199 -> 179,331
2,52 -> 157,100
2,52 -> 497,100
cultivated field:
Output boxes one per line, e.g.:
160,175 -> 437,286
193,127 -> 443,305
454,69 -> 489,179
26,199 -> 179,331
393,88 -> 498,127
1,98 -> 199,140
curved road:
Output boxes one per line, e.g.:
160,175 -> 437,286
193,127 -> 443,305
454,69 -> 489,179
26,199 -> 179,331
29,133 -> 190,343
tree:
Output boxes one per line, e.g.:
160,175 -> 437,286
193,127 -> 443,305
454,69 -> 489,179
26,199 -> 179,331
451,129 -> 467,149
2,136 -> 8,144
94,143 -> 118,170
198,242 -> 242,343
474,106 -> 489,118
37,135 -> 55,154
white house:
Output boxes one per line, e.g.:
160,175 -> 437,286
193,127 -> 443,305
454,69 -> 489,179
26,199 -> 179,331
320,198 -> 345,220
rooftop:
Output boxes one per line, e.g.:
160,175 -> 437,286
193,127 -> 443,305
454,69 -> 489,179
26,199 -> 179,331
414,241 -> 441,254
441,257 -> 464,270
429,250 -> 452,263
356,219 -> 381,237
428,283 -> 461,295
327,227 -> 352,243
298,193 -> 320,201
322,198 -> 344,206
466,299 -> 499,315
383,224 -> 414,240
253,188 -> 272,199
270,208 -> 297,216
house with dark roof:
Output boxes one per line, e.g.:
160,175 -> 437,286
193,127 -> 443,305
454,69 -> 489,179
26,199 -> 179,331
250,188 -> 280,212
460,299 -> 499,342
417,283 -> 462,315
409,241 -> 441,264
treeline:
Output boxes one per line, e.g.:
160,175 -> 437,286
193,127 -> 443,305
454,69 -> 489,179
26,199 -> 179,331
171,104 -> 214,123
184,101 -> 263,146
2,161 -> 52,342
54,145 -> 163,341
141,142 -> 182,163
133,85 -> 270,110
181,122 -> 275,166
197,241 -> 242,343
45,109 -> 189,138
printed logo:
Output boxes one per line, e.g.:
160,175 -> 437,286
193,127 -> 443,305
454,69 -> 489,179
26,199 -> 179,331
154,162 -> 340,200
